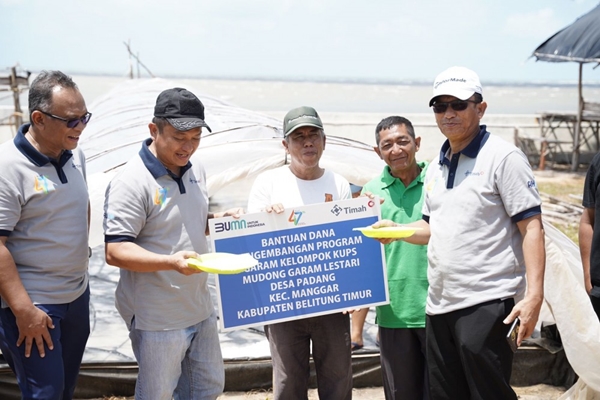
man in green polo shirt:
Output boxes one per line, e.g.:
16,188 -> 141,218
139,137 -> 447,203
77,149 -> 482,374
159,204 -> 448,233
363,116 -> 429,400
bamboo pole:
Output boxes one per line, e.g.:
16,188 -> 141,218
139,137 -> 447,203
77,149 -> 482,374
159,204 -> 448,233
571,63 -> 583,171
10,66 -> 23,129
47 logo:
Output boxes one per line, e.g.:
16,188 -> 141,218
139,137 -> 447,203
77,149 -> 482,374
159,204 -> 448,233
288,210 -> 304,225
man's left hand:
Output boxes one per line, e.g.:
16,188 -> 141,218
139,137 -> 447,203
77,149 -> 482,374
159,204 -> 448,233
503,294 -> 543,346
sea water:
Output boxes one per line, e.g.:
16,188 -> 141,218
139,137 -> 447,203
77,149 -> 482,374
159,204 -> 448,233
3,74 -> 600,160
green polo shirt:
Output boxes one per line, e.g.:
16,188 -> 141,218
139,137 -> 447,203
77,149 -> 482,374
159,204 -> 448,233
363,161 -> 428,328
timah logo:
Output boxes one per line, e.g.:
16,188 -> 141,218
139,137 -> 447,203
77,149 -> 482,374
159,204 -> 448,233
330,204 -> 343,216
214,219 -> 247,233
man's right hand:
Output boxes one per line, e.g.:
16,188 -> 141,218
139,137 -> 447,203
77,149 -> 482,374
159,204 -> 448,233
15,305 -> 54,358
170,251 -> 204,276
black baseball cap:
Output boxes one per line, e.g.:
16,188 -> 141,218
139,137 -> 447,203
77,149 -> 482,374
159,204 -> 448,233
154,87 -> 212,132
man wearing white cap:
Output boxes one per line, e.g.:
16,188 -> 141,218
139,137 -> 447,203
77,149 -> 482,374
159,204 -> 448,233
373,67 -> 545,399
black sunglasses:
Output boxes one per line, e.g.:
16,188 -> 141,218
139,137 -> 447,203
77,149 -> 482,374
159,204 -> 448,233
37,110 -> 92,128
431,100 -> 478,114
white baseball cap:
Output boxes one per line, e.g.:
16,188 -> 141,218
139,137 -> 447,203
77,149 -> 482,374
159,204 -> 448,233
429,66 -> 483,106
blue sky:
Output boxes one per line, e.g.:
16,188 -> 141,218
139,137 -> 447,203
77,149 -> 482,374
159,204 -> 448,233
1,0 -> 599,84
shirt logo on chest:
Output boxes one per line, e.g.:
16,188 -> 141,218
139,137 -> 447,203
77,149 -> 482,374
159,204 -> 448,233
464,170 -> 485,177
154,187 -> 168,207
34,175 -> 56,194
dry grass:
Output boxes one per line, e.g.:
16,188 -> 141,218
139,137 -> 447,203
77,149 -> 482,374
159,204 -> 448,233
536,178 -> 585,205
535,171 -> 585,244
556,222 -> 581,244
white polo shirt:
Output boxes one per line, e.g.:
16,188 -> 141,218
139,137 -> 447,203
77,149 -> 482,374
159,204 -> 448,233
104,139 -> 212,331
0,124 -> 89,306
423,126 -> 542,315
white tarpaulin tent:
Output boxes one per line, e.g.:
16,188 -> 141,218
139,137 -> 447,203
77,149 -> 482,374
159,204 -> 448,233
82,78 -> 385,248
77,77 -> 386,365
544,224 -> 600,399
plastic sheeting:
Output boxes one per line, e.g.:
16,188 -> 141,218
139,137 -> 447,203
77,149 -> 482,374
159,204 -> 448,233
544,222 -> 600,398
70,78 -> 385,365
81,78 -> 384,247
533,3 -> 600,63
561,379 -> 600,400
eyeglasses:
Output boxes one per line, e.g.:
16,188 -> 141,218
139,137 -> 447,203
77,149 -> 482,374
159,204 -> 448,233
431,100 -> 479,114
37,110 -> 92,128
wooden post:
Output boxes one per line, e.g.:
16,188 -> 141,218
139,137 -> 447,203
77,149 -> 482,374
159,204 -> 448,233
10,66 -> 23,128
539,140 -> 547,171
571,63 -> 583,171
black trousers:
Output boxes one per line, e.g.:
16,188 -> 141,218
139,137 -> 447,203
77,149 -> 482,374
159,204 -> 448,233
426,298 -> 517,400
379,326 -> 429,400
590,294 -> 600,321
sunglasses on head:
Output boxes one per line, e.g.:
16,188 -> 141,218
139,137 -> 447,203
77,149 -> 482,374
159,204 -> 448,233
431,100 -> 478,114
37,110 -> 92,128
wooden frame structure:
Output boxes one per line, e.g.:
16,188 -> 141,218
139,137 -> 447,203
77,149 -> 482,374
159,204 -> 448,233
532,3 -> 600,170
0,66 -> 30,131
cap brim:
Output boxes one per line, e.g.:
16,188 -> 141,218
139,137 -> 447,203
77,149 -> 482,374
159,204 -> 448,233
284,122 -> 323,137
429,89 -> 476,107
167,117 -> 212,133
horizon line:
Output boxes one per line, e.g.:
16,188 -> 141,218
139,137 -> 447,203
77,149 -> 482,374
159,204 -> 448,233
6,68 -> 600,88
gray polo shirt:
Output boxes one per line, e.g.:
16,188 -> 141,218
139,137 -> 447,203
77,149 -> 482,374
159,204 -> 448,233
0,124 -> 89,307
423,126 -> 542,315
104,139 -> 212,331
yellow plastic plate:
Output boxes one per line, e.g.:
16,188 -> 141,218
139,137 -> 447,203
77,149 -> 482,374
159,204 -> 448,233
187,252 -> 258,274
353,226 -> 420,239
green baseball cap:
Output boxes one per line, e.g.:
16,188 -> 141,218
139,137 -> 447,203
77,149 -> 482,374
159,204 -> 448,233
283,106 -> 323,137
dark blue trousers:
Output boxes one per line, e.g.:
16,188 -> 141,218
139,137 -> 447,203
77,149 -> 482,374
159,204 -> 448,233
0,286 -> 90,400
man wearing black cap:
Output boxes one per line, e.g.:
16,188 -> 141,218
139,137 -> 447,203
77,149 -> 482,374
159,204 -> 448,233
104,88 -> 240,399
247,106 -> 353,400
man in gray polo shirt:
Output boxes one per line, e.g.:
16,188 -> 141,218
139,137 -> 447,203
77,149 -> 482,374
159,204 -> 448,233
374,67 -> 545,400
0,70 -> 92,399
104,88 -> 241,399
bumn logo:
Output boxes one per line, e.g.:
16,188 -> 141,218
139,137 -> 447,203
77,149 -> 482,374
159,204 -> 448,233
214,219 -> 248,233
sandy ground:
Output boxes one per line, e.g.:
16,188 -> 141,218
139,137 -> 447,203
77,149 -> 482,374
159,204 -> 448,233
94,384 -> 567,400
214,384 -> 568,399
